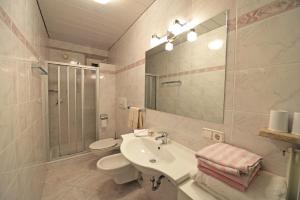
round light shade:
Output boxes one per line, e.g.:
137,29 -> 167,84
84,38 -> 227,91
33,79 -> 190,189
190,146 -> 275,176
208,39 -> 223,50
165,42 -> 174,51
187,29 -> 197,42
94,0 -> 110,4
168,19 -> 185,35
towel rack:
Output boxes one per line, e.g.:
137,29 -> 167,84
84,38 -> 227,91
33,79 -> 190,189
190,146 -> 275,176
32,62 -> 48,75
160,80 -> 182,85
127,106 -> 146,112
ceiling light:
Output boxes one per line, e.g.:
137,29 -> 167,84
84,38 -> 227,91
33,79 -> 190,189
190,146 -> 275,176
150,34 -> 160,47
165,41 -> 173,51
94,0 -> 110,4
187,29 -> 197,42
208,39 -> 223,50
168,19 -> 186,35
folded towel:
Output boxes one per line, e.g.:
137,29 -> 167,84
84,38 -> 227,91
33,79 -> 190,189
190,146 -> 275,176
191,170 -> 287,200
198,164 -> 259,191
138,109 -> 145,129
198,160 -> 260,188
128,107 -> 143,129
134,129 -> 149,137
196,143 -> 262,176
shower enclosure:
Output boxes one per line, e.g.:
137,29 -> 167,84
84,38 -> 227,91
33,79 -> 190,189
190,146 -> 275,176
47,61 -> 99,160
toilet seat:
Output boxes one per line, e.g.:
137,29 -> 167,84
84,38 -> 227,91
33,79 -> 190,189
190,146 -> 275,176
97,153 -> 130,171
89,138 -> 121,150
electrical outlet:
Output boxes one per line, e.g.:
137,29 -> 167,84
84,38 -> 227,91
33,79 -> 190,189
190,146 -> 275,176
212,131 -> 224,142
202,128 -> 212,139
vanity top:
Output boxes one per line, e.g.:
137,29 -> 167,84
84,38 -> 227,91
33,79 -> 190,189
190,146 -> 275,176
121,133 -> 198,184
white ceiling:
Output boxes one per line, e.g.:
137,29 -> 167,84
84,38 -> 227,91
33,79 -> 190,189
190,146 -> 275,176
38,0 -> 155,50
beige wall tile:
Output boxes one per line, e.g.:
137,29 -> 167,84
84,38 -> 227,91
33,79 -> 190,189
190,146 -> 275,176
235,64 -> 300,114
109,0 -> 299,178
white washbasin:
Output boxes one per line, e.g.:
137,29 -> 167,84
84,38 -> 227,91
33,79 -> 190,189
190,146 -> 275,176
121,133 -> 197,185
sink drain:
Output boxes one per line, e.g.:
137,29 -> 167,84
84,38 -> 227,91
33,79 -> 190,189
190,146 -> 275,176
149,158 -> 157,163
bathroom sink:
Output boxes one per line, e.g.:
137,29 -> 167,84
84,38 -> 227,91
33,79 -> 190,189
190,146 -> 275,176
121,133 -> 197,185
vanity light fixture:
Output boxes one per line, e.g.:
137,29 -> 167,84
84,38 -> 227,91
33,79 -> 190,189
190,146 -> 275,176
187,29 -> 197,42
94,0 -> 110,4
165,40 -> 174,51
208,39 -> 224,50
168,19 -> 186,35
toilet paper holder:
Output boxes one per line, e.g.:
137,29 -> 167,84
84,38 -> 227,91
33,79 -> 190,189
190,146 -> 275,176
100,114 -> 108,120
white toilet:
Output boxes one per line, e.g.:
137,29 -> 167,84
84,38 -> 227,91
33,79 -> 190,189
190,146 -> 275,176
89,138 -> 122,156
97,153 -> 138,184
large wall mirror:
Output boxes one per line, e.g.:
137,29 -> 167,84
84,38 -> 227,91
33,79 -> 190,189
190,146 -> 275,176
145,11 -> 228,123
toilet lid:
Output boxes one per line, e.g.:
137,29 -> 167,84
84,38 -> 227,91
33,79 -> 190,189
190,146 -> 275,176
89,138 -> 118,150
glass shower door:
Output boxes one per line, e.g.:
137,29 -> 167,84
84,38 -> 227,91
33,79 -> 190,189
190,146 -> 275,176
48,64 -> 98,160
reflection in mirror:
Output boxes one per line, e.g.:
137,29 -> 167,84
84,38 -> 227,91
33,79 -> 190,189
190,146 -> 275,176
145,11 -> 228,124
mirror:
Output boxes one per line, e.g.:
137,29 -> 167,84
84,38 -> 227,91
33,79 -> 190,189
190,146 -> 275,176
145,11 -> 228,123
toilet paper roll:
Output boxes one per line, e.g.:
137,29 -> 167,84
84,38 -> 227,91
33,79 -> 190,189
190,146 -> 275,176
268,110 -> 289,132
101,119 -> 107,128
292,112 -> 300,135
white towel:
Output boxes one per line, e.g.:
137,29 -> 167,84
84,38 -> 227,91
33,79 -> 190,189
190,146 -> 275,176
134,129 -> 149,137
190,170 -> 287,200
128,107 -> 140,129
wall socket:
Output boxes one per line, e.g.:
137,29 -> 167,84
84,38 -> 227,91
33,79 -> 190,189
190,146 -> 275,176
202,128 -> 224,142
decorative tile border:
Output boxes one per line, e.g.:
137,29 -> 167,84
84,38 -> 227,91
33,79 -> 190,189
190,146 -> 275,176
118,0 -> 300,73
228,0 -> 300,31
0,6 -> 39,59
99,69 -> 116,74
159,65 -> 225,79
116,58 -> 145,74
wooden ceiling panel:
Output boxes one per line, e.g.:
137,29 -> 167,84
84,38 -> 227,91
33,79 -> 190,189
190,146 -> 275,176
38,0 -> 155,50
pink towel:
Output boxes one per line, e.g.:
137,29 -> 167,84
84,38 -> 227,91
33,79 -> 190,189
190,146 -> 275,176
195,143 -> 262,176
198,160 -> 261,187
199,165 -> 259,192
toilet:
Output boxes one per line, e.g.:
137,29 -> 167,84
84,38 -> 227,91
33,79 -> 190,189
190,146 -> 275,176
89,138 -> 122,156
97,153 -> 138,184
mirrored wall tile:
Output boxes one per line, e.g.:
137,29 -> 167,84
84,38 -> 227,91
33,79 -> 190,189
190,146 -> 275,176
235,63 -> 300,114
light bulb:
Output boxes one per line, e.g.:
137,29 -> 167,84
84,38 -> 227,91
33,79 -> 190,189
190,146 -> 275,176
150,35 -> 160,47
94,0 -> 110,4
187,29 -> 197,42
168,19 -> 185,35
208,39 -> 223,50
165,41 -> 173,51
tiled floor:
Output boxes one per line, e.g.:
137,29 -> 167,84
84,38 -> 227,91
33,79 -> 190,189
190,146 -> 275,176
41,153 -> 149,200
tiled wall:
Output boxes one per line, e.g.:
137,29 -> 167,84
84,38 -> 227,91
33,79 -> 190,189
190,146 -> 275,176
109,0 -> 300,177
0,0 -> 48,199
99,64 -> 118,140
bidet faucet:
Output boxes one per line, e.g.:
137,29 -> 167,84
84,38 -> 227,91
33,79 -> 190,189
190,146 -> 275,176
155,131 -> 168,144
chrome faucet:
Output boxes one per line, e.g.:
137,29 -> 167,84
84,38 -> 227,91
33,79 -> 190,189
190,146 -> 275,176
155,131 -> 168,144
